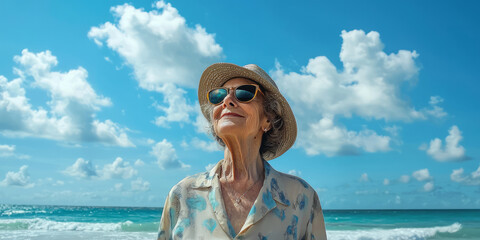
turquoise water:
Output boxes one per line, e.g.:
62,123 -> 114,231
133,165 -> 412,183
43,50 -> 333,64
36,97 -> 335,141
324,210 -> 479,239
1,204 -> 479,239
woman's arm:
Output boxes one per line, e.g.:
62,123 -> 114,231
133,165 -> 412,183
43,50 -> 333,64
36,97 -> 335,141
304,191 -> 327,240
157,194 -> 172,240
158,189 -> 180,240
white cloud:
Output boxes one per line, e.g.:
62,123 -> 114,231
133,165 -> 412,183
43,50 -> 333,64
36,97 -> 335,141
193,105 -> 211,134
423,96 -> 447,118
180,140 -> 189,148
0,144 -> 15,157
150,139 -> 189,169
131,177 -> 150,192
114,183 -> 124,191
288,169 -> 302,177
0,144 -> 29,159
1,165 -> 34,188
272,30 -> 427,156
383,178 -> 390,185
92,120 -> 133,147
0,50 -> 133,147
399,175 -> 410,183
54,180 -> 64,186
429,96 -> 443,105
134,159 -> 145,167
190,137 -> 220,152
418,143 -> 428,151
451,166 -> 480,185
14,50 -> 110,109
384,125 -> 400,137
300,116 -> 391,156
359,173 -> 369,182
64,157 -> 139,180
63,158 -> 98,179
424,125 -> 468,161
412,168 -> 431,181
205,163 -> 215,172
88,1 -> 223,127
101,157 -> 137,179
152,84 -> 195,127
273,30 -> 422,121
423,182 -> 434,192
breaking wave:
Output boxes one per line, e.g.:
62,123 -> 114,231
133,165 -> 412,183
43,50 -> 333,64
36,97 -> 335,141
0,218 -> 156,232
327,222 -> 462,240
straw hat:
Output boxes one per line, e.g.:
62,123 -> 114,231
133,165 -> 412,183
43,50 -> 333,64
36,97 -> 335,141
198,63 -> 297,160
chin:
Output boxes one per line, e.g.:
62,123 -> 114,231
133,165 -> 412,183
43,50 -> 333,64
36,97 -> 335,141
217,123 -> 246,135
218,118 -> 244,127
218,124 -> 242,132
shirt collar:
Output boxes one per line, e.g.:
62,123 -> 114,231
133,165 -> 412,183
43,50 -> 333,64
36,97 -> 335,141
192,159 -> 291,207
192,159 -> 292,237
191,160 -> 221,189
239,160 -> 291,235
263,160 -> 291,207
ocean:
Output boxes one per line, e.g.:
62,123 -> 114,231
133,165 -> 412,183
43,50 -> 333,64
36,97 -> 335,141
0,204 -> 478,240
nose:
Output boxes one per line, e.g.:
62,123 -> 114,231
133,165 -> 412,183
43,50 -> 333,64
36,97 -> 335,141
222,90 -> 237,108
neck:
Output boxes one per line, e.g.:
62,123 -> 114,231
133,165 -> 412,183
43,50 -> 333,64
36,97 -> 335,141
220,132 -> 264,184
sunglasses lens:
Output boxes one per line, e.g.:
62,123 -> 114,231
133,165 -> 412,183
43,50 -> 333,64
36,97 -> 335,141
235,85 -> 257,102
208,88 -> 227,104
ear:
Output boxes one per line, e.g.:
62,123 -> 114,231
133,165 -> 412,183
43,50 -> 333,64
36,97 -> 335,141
262,119 -> 271,132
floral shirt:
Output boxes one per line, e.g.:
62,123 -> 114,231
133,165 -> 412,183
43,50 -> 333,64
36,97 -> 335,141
158,160 -> 327,240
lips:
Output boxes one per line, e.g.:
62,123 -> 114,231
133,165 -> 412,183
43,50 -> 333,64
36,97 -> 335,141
221,112 -> 244,118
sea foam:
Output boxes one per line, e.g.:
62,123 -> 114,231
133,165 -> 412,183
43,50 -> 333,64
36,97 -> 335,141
327,222 -> 462,240
0,218 -> 464,239
0,218 -> 123,231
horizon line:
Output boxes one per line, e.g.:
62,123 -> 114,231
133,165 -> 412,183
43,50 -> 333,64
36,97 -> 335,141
1,203 -> 479,211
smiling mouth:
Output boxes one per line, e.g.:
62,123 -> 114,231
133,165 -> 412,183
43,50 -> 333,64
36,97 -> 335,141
221,112 -> 243,118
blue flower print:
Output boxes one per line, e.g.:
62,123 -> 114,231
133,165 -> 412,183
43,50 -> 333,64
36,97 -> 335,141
297,178 -> 309,189
203,218 -> 217,233
258,233 -> 268,240
285,215 -> 298,239
249,205 -> 257,216
169,207 -> 176,230
173,218 -> 190,238
208,190 -> 218,210
186,194 -> 206,211
273,208 -> 285,221
262,189 -> 276,209
227,219 -> 237,238
278,191 -> 291,206
264,162 -> 271,176
296,193 -> 307,210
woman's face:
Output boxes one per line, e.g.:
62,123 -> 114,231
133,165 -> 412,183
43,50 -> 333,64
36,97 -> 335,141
212,78 -> 269,141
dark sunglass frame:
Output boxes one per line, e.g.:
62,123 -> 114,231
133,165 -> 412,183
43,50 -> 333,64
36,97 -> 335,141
207,84 -> 264,105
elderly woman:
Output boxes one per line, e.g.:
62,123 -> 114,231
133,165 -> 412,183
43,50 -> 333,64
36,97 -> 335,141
158,63 -> 327,239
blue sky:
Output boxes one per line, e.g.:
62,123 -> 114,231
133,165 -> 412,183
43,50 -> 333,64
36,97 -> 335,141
0,0 -> 479,209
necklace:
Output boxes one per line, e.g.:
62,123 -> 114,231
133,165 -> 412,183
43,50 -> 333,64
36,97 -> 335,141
229,178 -> 262,206
222,178 -> 261,206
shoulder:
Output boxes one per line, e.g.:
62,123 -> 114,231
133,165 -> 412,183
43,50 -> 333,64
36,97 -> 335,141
266,163 -> 318,205
276,171 -> 312,190
272,170 -> 323,215
266,161 -> 313,191
167,172 -> 209,198
274,170 -> 316,196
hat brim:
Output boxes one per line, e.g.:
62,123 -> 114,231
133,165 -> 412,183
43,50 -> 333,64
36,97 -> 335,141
198,63 -> 297,160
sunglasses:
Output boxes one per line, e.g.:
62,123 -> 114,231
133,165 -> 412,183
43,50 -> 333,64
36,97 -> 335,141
207,84 -> 264,105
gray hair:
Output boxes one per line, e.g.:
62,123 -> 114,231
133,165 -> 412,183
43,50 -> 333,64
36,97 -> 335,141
202,91 -> 284,159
